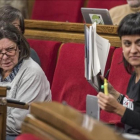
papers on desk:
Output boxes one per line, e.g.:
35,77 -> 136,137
84,22 -> 110,92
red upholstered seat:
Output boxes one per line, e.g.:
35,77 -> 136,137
87,0 -> 127,10
27,39 -> 61,87
51,43 -> 97,112
16,134 -> 41,140
100,47 -> 131,124
32,0 -> 84,23
104,46 -> 116,78
51,43 -> 115,112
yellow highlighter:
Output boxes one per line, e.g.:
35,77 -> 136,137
104,78 -> 108,95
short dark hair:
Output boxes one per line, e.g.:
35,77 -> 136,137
0,5 -> 25,34
118,12 -> 140,38
0,21 -> 30,62
117,12 -> 140,74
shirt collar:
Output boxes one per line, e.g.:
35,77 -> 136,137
0,60 -> 23,82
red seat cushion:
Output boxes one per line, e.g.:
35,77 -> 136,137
32,0 -> 84,22
27,39 -> 61,87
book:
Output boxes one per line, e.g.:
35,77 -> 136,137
84,22 -> 110,92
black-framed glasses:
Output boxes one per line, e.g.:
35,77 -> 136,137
0,46 -> 17,59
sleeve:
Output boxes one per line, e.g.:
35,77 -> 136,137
6,69 -> 51,134
121,108 -> 140,129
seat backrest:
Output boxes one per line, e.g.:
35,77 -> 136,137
51,43 -> 115,112
51,43 -> 97,112
27,39 -> 61,87
100,48 -> 131,124
104,46 -> 116,78
31,0 -> 84,23
15,134 -> 41,140
86,0 -> 127,10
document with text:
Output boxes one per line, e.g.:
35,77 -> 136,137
84,22 -> 110,92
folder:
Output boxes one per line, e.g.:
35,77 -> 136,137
84,22 -> 110,92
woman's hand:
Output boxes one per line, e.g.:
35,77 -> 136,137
100,75 -> 120,99
97,92 -> 126,116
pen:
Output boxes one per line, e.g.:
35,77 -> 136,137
104,78 -> 108,95
104,69 -> 110,79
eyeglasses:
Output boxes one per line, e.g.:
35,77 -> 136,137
0,46 -> 17,59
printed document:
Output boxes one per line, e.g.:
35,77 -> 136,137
84,22 -> 110,91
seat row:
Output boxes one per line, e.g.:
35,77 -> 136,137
31,0 -> 127,22
27,39 -> 130,125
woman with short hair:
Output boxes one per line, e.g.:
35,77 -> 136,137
0,21 -> 51,140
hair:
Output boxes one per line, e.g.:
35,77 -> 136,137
0,5 -> 25,34
0,21 -> 30,62
117,12 -> 140,74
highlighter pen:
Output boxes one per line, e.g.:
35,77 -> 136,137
104,78 -> 108,95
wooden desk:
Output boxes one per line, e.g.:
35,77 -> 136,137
0,87 -> 29,140
24,20 -> 121,47
22,101 -> 126,140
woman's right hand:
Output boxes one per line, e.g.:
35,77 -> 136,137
97,92 -> 126,116
100,75 -> 120,99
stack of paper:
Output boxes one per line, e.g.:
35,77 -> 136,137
84,22 -> 110,92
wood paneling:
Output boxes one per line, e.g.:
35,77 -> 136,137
24,20 -> 121,47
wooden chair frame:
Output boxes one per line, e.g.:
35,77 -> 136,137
0,87 -> 29,140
